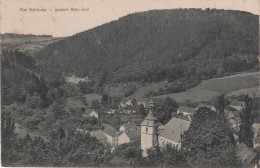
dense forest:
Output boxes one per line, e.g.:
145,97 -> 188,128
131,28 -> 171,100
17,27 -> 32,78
36,9 -> 258,86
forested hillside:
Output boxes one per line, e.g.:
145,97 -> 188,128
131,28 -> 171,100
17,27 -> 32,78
1,50 -> 64,105
36,9 -> 258,85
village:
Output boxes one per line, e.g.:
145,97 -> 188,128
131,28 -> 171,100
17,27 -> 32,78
70,91 -> 259,166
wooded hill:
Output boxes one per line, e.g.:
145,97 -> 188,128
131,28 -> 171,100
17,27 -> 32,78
36,9 -> 258,84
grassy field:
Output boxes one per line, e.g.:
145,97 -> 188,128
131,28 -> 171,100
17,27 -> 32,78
157,72 -> 259,102
129,72 -> 259,103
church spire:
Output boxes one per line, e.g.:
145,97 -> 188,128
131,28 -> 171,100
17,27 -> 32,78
148,99 -> 155,116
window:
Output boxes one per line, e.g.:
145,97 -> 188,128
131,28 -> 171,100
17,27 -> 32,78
146,127 -> 148,133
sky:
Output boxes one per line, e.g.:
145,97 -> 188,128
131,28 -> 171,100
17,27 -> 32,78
1,0 -> 259,37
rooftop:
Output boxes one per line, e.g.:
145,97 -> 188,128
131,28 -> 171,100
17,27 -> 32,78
237,143 -> 257,165
178,106 -> 196,115
197,104 -> 215,110
125,128 -> 141,140
85,108 -> 96,115
159,117 -> 190,143
121,122 -> 136,130
230,100 -> 245,107
90,130 -> 107,140
102,123 -> 119,137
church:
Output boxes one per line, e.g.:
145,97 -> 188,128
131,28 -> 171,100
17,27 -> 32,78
141,100 -> 190,157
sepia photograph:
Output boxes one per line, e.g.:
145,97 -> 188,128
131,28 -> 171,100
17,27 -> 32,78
1,0 -> 260,167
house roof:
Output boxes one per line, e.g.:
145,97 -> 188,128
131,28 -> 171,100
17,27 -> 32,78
176,115 -> 191,121
197,104 -> 215,110
230,100 -> 244,107
122,122 -> 136,131
90,130 -> 107,140
102,123 -> 118,137
159,117 -> 190,143
178,106 -> 196,115
85,108 -> 97,116
237,143 -> 257,165
120,97 -> 135,104
125,128 -> 141,140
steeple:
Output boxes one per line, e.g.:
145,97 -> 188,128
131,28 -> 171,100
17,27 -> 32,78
143,99 -> 159,122
141,99 -> 161,157
148,99 -> 154,116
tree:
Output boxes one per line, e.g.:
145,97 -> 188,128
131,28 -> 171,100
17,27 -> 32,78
217,94 -> 225,115
91,100 -> 100,109
154,97 -> 179,124
51,99 -> 67,119
137,104 -> 146,117
1,109 -> 18,166
239,94 -> 254,148
181,107 -> 240,167
101,94 -> 109,106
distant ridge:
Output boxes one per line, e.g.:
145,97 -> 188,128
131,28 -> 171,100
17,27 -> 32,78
35,9 -> 259,84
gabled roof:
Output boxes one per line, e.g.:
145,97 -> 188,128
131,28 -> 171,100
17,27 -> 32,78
176,115 -> 191,121
178,106 -> 196,115
197,104 -> 215,110
122,122 -> 136,130
85,108 -> 97,116
125,128 -> 141,140
159,117 -> 190,143
102,123 -> 118,137
230,100 -> 244,107
237,143 -> 257,165
90,130 -> 107,140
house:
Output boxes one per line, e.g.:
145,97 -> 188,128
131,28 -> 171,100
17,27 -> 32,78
253,123 -> 260,138
228,116 -> 241,130
106,109 -> 115,114
176,114 -> 192,122
224,109 -> 241,129
118,128 -> 141,145
253,137 -> 260,149
229,100 -> 245,111
137,102 -> 147,108
82,108 -> 99,119
119,122 -> 137,132
65,75 -> 89,84
237,143 -> 257,165
119,98 -> 136,108
158,117 -> 191,149
90,130 -> 107,146
196,104 -> 216,112
102,123 -> 120,146
177,106 -> 196,116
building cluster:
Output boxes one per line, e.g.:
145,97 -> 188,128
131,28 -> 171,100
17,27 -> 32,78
70,96 -> 259,166
140,100 -> 258,166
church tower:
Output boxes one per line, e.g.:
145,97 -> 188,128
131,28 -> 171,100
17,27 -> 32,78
140,100 -> 161,157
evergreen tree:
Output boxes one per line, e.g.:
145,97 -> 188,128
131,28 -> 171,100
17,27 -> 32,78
239,94 -> 254,148
181,107 -> 240,167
